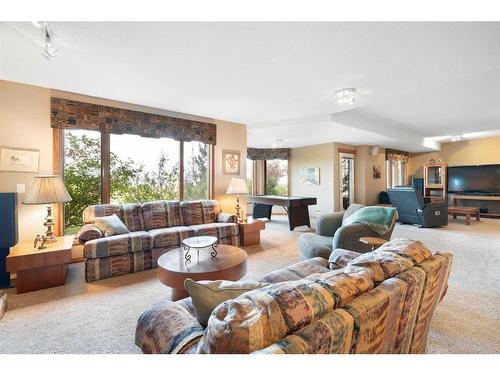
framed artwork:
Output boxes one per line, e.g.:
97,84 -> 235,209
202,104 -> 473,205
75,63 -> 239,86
299,167 -> 320,185
373,165 -> 381,179
0,147 -> 40,173
222,149 -> 241,175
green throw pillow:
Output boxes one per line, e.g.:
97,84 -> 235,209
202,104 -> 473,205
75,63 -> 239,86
93,214 -> 130,237
184,278 -> 268,326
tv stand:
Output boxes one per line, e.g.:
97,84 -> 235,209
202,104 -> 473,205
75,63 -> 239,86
450,194 -> 500,218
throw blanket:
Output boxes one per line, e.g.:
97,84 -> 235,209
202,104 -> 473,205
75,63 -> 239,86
343,206 -> 398,235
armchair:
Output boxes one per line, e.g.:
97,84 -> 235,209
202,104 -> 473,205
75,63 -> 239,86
387,187 -> 448,228
299,204 -> 396,260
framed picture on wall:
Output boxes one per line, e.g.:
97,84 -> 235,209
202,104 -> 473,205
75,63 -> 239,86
0,147 -> 40,173
222,149 -> 241,175
373,165 -> 381,179
299,167 -> 320,185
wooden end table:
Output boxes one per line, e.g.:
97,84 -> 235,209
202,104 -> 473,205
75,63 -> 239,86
7,235 -> 74,294
359,237 -> 388,251
238,219 -> 266,246
157,244 -> 247,301
448,206 -> 480,225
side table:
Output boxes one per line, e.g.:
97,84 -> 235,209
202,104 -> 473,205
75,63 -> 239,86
238,219 -> 266,246
6,235 -> 74,294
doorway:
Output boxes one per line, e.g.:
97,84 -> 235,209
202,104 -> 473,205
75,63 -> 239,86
339,152 -> 355,210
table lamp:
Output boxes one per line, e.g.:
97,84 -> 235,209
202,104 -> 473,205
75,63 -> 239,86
24,175 -> 72,241
226,177 -> 248,222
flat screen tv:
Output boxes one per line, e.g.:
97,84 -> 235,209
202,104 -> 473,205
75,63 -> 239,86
447,164 -> 500,194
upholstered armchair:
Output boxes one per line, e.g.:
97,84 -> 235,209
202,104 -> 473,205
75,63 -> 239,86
299,204 -> 397,260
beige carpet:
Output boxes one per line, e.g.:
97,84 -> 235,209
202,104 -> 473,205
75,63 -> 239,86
1,216 -> 499,354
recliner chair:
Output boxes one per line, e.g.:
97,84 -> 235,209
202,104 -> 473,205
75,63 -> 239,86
387,187 -> 448,227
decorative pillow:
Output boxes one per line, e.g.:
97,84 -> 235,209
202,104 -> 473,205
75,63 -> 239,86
93,214 -> 130,237
77,224 -> 103,244
184,278 -> 268,326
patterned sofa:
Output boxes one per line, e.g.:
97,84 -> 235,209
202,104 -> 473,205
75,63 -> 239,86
135,238 -> 452,354
78,200 -> 239,282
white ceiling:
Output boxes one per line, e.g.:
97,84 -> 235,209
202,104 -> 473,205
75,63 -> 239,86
1,22 -> 499,151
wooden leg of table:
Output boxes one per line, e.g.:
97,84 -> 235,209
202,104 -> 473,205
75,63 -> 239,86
476,211 -> 480,221
453,214 -> 457,219
16,263 -> 68,294
465,213 -> 471,225
288,205 -> 310,231
170,288 -> 189,301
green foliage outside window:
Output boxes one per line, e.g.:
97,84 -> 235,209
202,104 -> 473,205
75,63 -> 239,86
265,160 -> 288,196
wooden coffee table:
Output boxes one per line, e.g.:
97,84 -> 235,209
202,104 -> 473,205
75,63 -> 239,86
448,206 -> 480,225
157,244 -> 247,301
6,235 -> 74,294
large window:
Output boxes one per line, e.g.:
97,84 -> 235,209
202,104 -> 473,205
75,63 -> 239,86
386,160 -> 407,188
63,129 -> 101,234
265,159 -> 288,196
110,134 -> 180,203
246,158 -> 254,195
183,141 -> 209,200
61,130 -> 212,233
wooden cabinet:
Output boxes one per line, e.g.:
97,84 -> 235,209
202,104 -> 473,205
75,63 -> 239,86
424,162 -> 447,201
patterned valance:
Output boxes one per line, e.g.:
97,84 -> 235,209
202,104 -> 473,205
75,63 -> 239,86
247,147 -> 290,160
51,98 -> 217,145
386,148 -> 410,162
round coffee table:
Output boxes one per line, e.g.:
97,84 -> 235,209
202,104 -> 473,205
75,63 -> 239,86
157,244 -> 248,301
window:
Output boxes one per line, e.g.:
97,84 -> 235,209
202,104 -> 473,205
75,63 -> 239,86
61,130 -> 212,233
386,160 -> 407,188
110,134 -> 180,203
63,129 -> 101,234
183,141 -> 209,200
246,158 -> 254,195
265,159 -> 288,196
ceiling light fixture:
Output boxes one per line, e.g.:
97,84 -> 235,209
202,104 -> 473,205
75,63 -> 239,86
450,134 -> 463,142
335,88 -> 358,105
33,21 -> 57,61
271,138 -> 284,148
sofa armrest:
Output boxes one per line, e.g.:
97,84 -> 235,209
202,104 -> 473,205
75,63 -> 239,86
216,212 -> 238,223
135,300 -> 205,354
328,248 -> 362,270
77,224 -> 102,244
316,212 -> 344,237
332,223 -> 388,253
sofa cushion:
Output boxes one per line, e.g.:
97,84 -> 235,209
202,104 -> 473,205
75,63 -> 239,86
189,222 -> 238,239
83,203 -> 145,232
83,231 -> 153,259
148,226 -> 195,248
93,214 -> 130,237
185,279 -> 269,326
142,200 -> 184,230
181,200 -> 220,226
259,257 -> 330,283
197,265 -> 374,354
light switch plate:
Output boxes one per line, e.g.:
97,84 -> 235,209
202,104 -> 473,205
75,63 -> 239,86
16,183 -> 25,193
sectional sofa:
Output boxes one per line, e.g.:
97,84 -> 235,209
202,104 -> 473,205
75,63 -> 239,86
78,200 -> 238,282
135,238 -> 452,354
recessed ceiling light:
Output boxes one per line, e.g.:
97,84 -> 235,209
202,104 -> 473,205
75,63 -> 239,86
335,88 -> 358,105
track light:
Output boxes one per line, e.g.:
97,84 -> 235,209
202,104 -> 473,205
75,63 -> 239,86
33,22 -> 57,60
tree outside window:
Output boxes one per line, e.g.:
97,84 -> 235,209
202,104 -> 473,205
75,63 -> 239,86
265,159 -> 288,196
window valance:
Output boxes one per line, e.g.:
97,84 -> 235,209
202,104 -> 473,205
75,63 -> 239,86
50,98 -> 217,145
247,147 -> 290,160
385,148 -> 410,162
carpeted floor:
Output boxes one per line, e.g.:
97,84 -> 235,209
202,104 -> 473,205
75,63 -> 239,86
1,216 -> 499,354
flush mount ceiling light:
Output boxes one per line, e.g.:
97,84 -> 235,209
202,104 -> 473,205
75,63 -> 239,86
450,134 -> 464,142
271,138 -> 284,148
33,21 -> 57,61
335,88 -> 358,105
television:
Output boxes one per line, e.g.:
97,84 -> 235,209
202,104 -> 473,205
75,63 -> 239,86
447,164 -> 500,195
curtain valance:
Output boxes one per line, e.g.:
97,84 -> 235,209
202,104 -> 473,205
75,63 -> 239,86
247,147 -> 290,160
50,98 -> 217,145
385,148 -> 410,162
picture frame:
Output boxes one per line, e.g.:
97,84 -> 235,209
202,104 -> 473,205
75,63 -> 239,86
373,165 -> 381,179
222,149 -> 241,175
299,167 -> 320,185
0,147 -> 40,173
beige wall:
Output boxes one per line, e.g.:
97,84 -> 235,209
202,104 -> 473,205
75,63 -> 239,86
213,120 -> 247,214
289,143 -> 335,217
409,136 -> 500,178
355,145 -> 387,206
0,80 -> 53,241
0,79 -> 247,241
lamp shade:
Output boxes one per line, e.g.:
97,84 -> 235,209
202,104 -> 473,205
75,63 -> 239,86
226,177 -> 248,195
24,175 -> 72,205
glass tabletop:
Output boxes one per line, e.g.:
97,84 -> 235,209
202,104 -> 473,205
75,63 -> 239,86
182,236 -> 218,248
